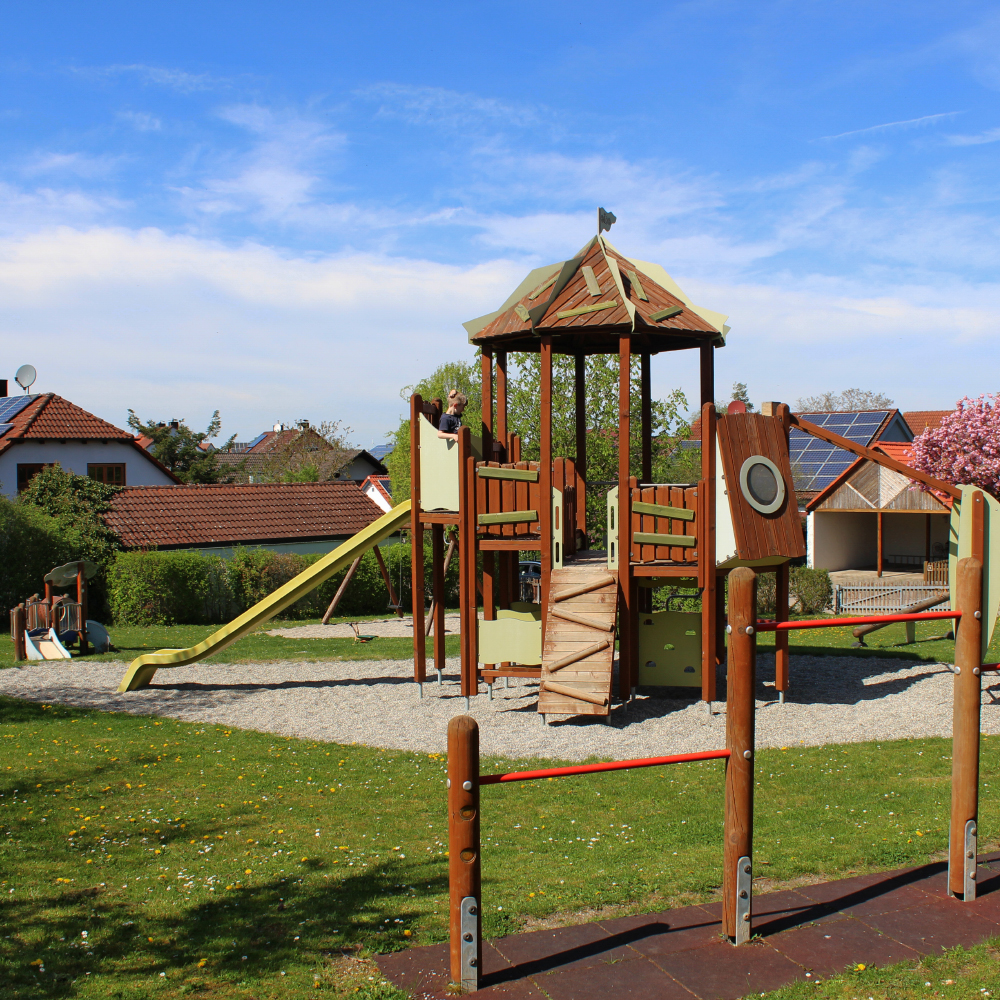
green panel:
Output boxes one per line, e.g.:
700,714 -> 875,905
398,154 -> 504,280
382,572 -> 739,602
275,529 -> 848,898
478,510 -> 538,525
477,466 -> 539,482
950,484 -> 1000,659
479,616 -> 542,665
556,299 -> 618,319
638,610 -> 702,687
632,501 -> 695,520
633,532 -> 696,547
419,430 -> 460,512
649,306 -> 683,322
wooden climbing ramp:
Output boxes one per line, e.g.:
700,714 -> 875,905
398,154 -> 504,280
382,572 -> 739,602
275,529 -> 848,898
538,557 -> 618,718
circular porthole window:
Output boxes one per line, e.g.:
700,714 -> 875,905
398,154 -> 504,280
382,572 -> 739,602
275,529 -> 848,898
739,455 -> 786,515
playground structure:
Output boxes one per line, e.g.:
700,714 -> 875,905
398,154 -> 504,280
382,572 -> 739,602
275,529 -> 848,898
447,556 -> 995,989
10,559 -> 111,661
407,229 -> 988,719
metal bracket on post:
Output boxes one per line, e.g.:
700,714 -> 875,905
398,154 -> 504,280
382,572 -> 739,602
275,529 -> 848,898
735,856 -> 752,945
964,820 -> 978,901
460,895 -> 480,992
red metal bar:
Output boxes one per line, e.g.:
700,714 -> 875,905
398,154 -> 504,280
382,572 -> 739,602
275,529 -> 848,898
480,749 -> 731,785
981,663 -> 999,672
755,611 -> 960,633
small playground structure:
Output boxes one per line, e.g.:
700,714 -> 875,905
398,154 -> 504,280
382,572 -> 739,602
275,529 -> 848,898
447,555 -> 994,989
10,559 -> 111,660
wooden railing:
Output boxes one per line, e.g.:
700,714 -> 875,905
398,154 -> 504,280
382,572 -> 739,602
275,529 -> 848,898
629,484 -> 699,565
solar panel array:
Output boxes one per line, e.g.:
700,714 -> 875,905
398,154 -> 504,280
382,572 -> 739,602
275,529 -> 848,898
0,394 -> 37,428
789,411 -> 889,492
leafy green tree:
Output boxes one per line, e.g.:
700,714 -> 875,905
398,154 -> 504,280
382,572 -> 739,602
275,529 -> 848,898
127,411 -> 235,484
17,464 -> 124,615
730,381 -> 754,412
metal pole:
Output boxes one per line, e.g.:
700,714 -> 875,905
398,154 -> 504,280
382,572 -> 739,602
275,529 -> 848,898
949,556 -> 982,899
448,715 -> 481,991
723,566 -> 756,944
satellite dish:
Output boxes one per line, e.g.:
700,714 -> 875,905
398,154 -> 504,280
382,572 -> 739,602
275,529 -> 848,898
15,365 -> 36,392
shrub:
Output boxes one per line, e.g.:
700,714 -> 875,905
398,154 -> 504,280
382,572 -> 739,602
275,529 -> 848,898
756,572 -> 777,619
0,497 -> 78,614
108,551 -> 232,626
791,566 -> 832,615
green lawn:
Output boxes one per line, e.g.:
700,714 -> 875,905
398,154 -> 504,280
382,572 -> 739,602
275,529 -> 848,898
761,940 -> 1000,1000
2,696 -> 999,998
2,615 -> 461,670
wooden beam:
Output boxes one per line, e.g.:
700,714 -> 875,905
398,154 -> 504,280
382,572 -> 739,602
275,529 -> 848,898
409,394 -> 426,682
540,335 -> 553,635
641,352 -> 652,484
700,401 -> 718,703
477,466 -> 538,482
633,532 -> 696,547
541,679 -> 609,704
496,350 -> 508,461
618,332 -> 632,698
322,554 -> 362,624
548,606 -> 616,632
372,544 -> 403,618
877,511 -> 883,577
649,305 -> 682,322
481,347 -> 493,460
556,300 -> 617,319
700,343 -> 714,409
632,501 -> 695,520
478,510 -> 537,525
552,573 -> 615,602
789,413 -> 962,499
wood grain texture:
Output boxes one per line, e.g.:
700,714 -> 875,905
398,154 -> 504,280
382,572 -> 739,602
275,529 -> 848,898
409,394 -> 426,683
538,559 -> 618,717
448,716 -> 481,985
950,556 -> 982,896
723,567 -> 756,938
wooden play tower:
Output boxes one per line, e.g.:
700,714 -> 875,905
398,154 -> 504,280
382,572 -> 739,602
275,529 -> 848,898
409,224 -> 807,718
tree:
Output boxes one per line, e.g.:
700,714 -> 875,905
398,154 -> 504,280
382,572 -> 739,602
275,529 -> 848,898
730,381 -> 754,412
17,464 -> 124,614
254,421 -> 355,483
127,411 -> 235,484
909,395 -> 1000,498
795,388 -> 894,412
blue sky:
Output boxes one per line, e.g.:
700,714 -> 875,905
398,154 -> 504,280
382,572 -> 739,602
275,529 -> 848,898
3,1 -> 1000,447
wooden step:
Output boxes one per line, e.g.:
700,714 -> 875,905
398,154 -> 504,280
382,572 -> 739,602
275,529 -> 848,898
538,564 -> 618,718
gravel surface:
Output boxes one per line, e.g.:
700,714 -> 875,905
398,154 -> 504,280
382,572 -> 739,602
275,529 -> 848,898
1,654 -> 998,761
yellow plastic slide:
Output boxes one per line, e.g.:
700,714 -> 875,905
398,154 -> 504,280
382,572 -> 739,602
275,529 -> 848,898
117,500 -> 412,692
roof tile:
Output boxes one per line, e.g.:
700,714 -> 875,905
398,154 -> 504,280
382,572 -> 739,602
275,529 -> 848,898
105,481 -> 385,549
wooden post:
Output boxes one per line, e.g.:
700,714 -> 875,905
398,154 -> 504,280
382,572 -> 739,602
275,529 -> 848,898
640,351 -> 652,485
410,393 -> 427,683
925,513 -> 932,562
700,341 -> 715,410
430,525 -> 447,675
618,334 -> 633,699
77,562 -> 89,654
481,347 -> 494,461
775,563 -> 789,702
701,402 -> 718,704
448,715 -> 482,991
877,511 -> 883,577
949,556 -> 982,899
482,552 -> 496,664
372,545 -> 403,618
575,352 -> 587,545
322,555 -> 362,623
971,490 -> 986,563
11,605 -> 26,661
458,428 -> 478,699
723,566 -> 756,942
540,336 -> 553,633
496,350 -> 508,462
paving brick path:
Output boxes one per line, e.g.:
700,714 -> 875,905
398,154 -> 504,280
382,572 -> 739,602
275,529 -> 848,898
377,854 -> 1000,998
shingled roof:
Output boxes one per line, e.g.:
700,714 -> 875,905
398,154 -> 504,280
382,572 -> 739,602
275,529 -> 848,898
464,235 -> 729,355
0,393 -> 180,479
105,481 -> 385,550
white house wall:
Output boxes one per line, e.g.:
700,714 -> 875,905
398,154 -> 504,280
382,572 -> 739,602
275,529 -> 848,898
0,440 -> 175,498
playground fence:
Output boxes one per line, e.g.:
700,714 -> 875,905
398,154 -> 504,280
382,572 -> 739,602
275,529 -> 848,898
834,584 -> 951,615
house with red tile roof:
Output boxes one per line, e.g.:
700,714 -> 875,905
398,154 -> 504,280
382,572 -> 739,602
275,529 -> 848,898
0,391 -> 178,497
902,410 -> 952,438
104,480 -> 386,557
804,442 -> 951,574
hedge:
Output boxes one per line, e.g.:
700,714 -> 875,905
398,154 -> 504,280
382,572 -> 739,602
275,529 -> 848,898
106,541 -> 460,627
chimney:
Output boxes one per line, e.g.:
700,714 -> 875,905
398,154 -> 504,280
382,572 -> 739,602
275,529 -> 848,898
0,380 -> 7,397
297,419 -> 310,430
169,420 -> 180,430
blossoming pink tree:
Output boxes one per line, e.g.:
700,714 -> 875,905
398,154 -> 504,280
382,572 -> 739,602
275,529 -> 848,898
910,395 -> 1000,497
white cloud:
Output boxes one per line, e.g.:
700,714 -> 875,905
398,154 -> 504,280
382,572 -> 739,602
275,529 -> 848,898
357,83 -> 541,131
76,63 -> 223,93
23,151 -> 123,178
946,126 -> 1000,146
118,111 -> 162,132
818,111 -> 963,141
